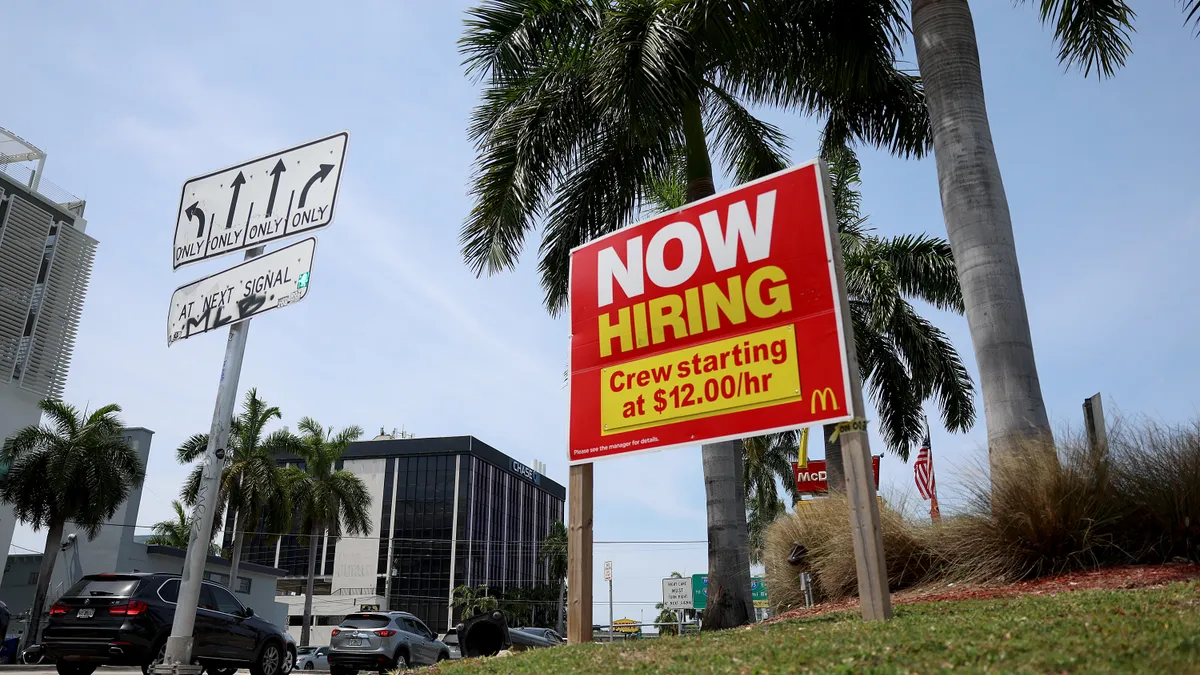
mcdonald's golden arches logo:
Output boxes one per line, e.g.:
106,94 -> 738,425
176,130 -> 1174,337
810,387 -> 839,414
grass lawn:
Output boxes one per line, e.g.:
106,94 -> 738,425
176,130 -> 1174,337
432,582 -> 1200,673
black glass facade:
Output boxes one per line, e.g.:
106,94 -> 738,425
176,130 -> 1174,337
238,436 -> 565,633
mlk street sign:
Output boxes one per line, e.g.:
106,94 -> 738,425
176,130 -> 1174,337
167,238 -> 315,345
661,577 -> 693,610
171,132 -> 348,269
567,160 -> 853,463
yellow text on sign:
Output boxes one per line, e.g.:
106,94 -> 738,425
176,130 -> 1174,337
600,324 -> 802,435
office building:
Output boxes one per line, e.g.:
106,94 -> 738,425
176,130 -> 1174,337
236,435 -> 565,641
0,128 -> 97,580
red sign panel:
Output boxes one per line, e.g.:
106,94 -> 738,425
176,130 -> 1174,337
567,161 -> 854,463
793,458 -> 881,493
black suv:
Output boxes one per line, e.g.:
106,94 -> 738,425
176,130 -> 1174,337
42,573 -> 292,675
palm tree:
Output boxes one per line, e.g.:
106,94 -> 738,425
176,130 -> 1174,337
746,494 -> 786,567
452,584 -> 500,618
177,388 -> 296,588
460,0 -> 928,631
539,521 -> 568,635
0,400 -> 145,649
286,418 -> 370,646
147,500 -> 221,556
821,144 -> 973,489
908,0 -> 1200,465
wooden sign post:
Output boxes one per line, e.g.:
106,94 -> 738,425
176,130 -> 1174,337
567,463 -> 593,643
821,167 -> 892,622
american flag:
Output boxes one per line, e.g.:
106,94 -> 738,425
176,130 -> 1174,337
913,422 -> 941,520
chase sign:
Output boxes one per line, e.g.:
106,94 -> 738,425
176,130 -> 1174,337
511,460 -> 542,486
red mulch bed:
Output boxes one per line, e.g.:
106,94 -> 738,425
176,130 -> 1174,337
765,563 -> 1200,624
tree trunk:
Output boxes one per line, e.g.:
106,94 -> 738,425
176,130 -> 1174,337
700,440 -> 755,630
25,519 -> 65,650
823,424 -> 845,494
556,580 -> 564,636
227,510 -> 244,591
681,90 -> 754,630
911,0 -> 1052,468
300,524 -> 321,647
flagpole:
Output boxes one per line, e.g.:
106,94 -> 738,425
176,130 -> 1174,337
925,418 -> 940,522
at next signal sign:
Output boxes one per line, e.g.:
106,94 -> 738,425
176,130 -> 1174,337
567,160 -> 854,463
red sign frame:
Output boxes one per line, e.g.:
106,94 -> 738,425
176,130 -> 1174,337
567,160 -> 854,463
793,458 -> 881,493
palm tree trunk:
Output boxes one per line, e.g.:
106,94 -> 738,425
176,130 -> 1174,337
556,581 -> 564,636
228,517 -> 245,592
300,523 -> 320,647
25,519 -> 65,650
823,424 -> 845,493
681,90 -> 753,630
911,0 -> 1052,468
701,440 -> 755,630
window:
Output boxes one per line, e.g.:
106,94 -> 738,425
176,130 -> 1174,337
205,583 -> 245,615
159,579 -> 180,603
66,577 -> 140,598
198,585 -> 219,612
27,572 -> 37,585
237,577 -> 251,594
340,614 -> 391,629
203,571 -> 230,585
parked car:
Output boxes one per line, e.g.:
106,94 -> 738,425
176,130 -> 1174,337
513,627 -> 565,645
437,629 -> 460,660
327,611 -> 449,672
295,645 -> 330,670
40,573 -> 291,675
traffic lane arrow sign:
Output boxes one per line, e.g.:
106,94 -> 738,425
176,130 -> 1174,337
172,132 -> 347,270
167,237 -> 316,345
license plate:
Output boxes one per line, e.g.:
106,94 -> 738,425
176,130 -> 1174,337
77,609 -> 94,619
346,639 -> 362,647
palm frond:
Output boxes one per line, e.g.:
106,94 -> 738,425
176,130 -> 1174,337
703,81 -> 789,184
1026,0 -> 1136,78
460,0 -> 600,83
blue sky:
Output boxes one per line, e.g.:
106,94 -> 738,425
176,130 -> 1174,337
5,1 -> 1199,626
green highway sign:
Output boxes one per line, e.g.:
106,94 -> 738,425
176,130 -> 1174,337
692,573 -> 767,610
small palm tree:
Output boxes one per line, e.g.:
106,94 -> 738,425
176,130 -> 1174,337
1,400 -> 145,648
286,418 -> 370,646
147,500 -> 221,556
177,389 -> 296,586
654,604 -> 679,636
452,584 -> 499,617
538,521 -> 568,635
746,495 -> 786,567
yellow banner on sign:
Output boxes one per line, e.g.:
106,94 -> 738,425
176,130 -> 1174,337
600,324 -> 802,435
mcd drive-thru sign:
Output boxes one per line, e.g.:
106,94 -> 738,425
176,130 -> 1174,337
568,160 -> 853,462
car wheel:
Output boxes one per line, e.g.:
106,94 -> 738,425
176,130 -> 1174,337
55,664 -> 97,675
304,663 -> 314,670
250,641 -> 285,675
143,640 -> 169,675
281,649 -> 296,675
392,651 -> 409,671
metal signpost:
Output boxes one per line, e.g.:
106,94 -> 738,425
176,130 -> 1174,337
604,561 -> 613,642
566,160 -> 892,633
157,133 -> 348,675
